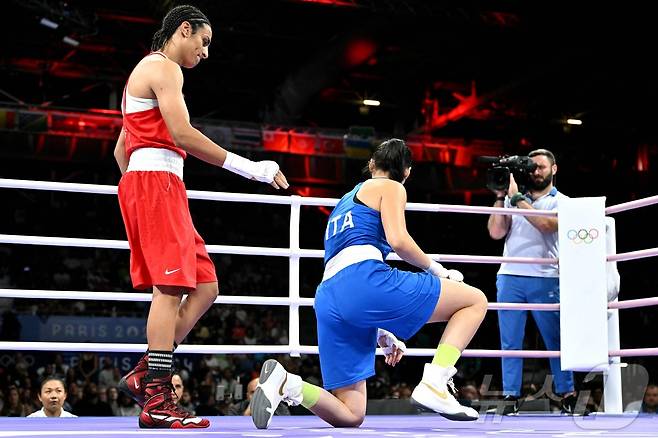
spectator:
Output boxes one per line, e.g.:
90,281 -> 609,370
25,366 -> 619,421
227,377 -> 290,416
72,383 -> 113,416
0,386 -> 28,417
178,390 -> 196,415
172,374 -> 185,400
76,352 -> 99,385
460,384 -> 480,402
107,387 -> 120,416
217,369 -> 238,398
116,392 -> 140,417
195,389 -> 221,417
53,354 -> 70,377
172,373 -> 195,415
625,384 -> 658,413
27,377 -> 76,418
98,357 -> 120,388
66,382 -> 82,409
20,387 -> 40,414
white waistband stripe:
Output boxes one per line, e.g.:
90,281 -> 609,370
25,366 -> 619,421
322,244 -> 383,281
127,148 -> 184,180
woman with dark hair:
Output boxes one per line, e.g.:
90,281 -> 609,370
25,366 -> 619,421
27,377 -> 76,418
1,386 -> 28,417
113,4 -> 289,430
251,139 -> 488,429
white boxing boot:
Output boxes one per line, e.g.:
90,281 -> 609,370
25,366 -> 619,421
411,363 -> 479,421
250,359 -> 303,429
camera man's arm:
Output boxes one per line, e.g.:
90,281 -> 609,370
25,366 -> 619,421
488,196 -> 511,240
515,199 -> 558,233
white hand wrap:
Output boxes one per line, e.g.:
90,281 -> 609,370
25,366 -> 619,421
426,260 -> 464,282
222,151 -> 279,184
377,328 -> 406,356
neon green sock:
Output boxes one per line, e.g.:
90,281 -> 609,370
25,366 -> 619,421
432,343 -> 461,368
301,381 -> 321,409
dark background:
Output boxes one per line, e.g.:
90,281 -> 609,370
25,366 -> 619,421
1,0 -> 656,415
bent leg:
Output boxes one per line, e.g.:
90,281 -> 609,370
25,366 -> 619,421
174,281 -> 219,344
410,279 -> 486,421
308,381 -> 366,428
251,359 -> 366,429
427,279 -> 488,349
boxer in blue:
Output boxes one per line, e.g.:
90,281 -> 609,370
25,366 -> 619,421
251,139 -> 488,429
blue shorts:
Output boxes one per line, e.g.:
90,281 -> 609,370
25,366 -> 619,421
314,260 -> 440,390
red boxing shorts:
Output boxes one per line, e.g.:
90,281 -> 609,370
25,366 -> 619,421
118,171 -> 217,290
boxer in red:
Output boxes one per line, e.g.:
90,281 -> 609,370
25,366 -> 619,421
113,4 -> 289,429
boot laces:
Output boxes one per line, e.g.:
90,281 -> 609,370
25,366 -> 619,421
446,378 -> 457,395
159,385 -> 190,418
146,380 -> 185,414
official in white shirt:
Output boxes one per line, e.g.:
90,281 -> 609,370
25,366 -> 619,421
27,377 -> 77,418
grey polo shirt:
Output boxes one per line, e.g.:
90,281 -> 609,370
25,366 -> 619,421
498,187 -> 565,278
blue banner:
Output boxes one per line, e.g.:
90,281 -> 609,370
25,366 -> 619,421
18,315 -> 146,343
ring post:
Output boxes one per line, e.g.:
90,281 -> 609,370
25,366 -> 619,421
559,197 -> 609,373
289,195 -> 302,357
604,217 -> 623,413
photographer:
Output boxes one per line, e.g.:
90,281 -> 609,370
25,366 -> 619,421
487,149 -> 577,414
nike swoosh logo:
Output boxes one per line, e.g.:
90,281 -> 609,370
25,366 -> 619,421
422,381 -> 448,399
133,377 -> 139,389
165,268 -> 181,275
278,374 -> 288,396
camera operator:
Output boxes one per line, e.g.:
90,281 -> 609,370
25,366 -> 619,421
487,149 -> 577,414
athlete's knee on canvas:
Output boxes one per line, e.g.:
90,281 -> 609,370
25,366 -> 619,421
332,387 -> 366,427
331,411 -> 365,428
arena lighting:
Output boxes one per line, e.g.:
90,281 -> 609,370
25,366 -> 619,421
62,36 -> 80,47
566,118 -> 582,125
363,99 -> 380,106
39,17 -> 59,29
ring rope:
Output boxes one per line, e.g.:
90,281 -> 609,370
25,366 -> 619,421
0,178 -> 557,217
4,289 -> 658,311
0,289 -> 315,306
1,341 -> 656,359
3,177 -> 658,365
6,177 -> 658,215
605,194 -> 658,215
0,234 -> 557,265
607,247 -> 658,262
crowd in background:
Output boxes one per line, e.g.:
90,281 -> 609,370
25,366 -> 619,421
1,158 -> 657,417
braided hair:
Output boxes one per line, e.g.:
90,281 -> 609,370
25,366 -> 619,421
151,4 -> 211,52
367,138 -> 412,183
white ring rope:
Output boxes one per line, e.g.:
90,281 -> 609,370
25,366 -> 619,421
4,289 -> 658,311
607,247 -> 658,263
605,194 -> 658,215
0,178 -> 555,217
0,341 -> 656,359
607,297 -> 658,310
0,234 -> 557,265
0,289 -> 315,306
5,177 -> 657,215
2,177 -> 658,364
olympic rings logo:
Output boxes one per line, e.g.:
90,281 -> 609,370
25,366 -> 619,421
567,228 -> 599,244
